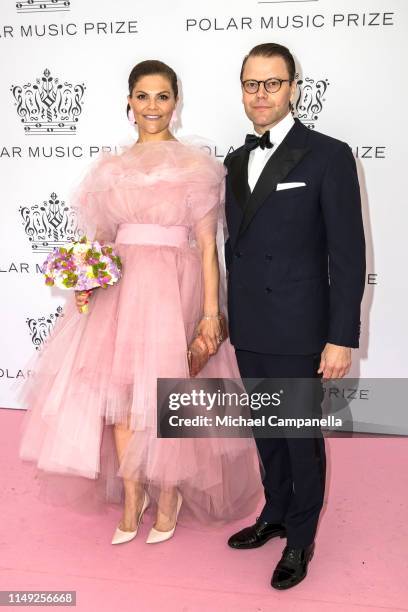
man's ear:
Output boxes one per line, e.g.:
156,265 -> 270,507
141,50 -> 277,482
290,79 -> 296,100
289,80 -> 296,109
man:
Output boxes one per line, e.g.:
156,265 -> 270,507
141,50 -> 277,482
224,43 -> 366,589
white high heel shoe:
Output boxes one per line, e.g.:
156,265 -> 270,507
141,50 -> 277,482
111,491 -> 150,545
146,491 -> 183,544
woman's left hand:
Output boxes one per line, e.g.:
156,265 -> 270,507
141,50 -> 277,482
196,317 -> 222,356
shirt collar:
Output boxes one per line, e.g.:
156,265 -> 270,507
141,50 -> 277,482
253,111 -> 295,148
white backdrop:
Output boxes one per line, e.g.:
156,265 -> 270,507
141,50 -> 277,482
1,0 -> 407,429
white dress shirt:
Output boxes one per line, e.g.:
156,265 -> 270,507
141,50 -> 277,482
247,112 -> 295,192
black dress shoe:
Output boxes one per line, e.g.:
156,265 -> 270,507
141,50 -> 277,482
271,542 -> 315,589
228,517 -> 286,549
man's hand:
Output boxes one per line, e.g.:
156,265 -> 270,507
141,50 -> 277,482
318,343 -> 351,379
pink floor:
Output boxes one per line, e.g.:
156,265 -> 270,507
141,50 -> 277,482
1,408 -> 407,612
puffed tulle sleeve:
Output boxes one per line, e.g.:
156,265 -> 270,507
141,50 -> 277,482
186,149 -> 229,315
188,151 -> 227,252
70,153 -> 120,243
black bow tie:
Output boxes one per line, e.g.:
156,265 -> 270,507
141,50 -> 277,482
244,130 -> 273,151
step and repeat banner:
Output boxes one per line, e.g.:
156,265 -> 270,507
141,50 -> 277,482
1,0 -> 407,432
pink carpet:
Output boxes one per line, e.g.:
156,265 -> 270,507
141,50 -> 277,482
1,408 -> 407,612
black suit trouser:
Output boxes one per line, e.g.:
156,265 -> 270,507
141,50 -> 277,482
235,349 -> 326,548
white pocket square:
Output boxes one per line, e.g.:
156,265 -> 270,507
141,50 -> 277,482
276,182 -> 306,191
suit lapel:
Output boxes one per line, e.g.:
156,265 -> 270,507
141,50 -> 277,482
238,118 -> 310,237
228,147 -> 250,211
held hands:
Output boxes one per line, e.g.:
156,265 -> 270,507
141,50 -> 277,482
195,315 -> 222,356
318,343 -> 352,379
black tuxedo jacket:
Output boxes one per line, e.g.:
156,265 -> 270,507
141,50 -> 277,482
224,117 -> 366,354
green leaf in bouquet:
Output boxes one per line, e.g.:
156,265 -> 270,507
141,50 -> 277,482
62,271 -> 78,288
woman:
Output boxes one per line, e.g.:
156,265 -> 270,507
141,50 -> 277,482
17,60 -> 261,544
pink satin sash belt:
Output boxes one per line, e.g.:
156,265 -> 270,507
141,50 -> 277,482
115,223 -> 189,247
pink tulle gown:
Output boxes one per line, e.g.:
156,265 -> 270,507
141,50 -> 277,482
16,140 -> 261,526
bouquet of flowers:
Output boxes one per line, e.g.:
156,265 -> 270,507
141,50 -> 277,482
42,235 -> 123,313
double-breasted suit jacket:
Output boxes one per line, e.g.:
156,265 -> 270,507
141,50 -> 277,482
224,117 -> 366,355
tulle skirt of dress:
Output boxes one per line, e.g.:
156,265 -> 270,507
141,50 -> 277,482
15,239 -> 262,526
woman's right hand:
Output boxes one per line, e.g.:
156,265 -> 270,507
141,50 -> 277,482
75,289 -> 92,313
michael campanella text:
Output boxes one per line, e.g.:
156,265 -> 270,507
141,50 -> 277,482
167,415 -> 343,428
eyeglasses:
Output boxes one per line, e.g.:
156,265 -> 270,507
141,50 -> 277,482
241,78 -> 292,94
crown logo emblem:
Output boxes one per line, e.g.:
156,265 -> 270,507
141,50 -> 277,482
294,76 -> 330,130
16,0 -> 71,14
19,192 -> 85,253
27,306 -> 64,350
11,68 -> 85,135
